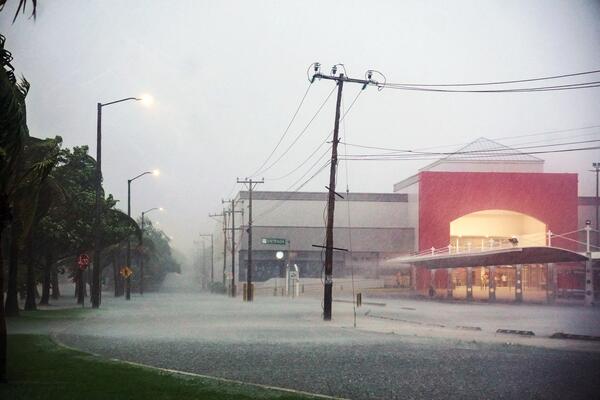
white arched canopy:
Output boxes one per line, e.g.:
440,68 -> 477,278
450,209 -> 547,248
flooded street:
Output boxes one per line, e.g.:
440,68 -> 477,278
10,291 -> 597,400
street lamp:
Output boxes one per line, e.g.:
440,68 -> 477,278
137,207 -> 163,298
199,234 -> 214,285
92,95 -> 152,309
125,169 -> 160,299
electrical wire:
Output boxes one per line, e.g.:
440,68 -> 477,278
253,160 -> 332,222
380,81 -> 600,93
265,88 -> 365,181
385,69 -> 600,87
340,145 -> 600,161
341,94 -> 357,329
339,138 -> 600,157
256,85 -> 336,177
249,83 -> 313,177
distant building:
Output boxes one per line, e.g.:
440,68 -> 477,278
212,137 -> 597,302
234,191 -> 414,281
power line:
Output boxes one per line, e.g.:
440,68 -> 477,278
253,160 -> 331,222
249,83 -> 312,177
381,80 -> 600,93
385,69 -> 600,87
340,145 -> 600,161
265,88 -> 364,181
255,85 -> 336,177
339,138 -> 600,156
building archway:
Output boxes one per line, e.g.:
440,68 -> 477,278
447,209 -> 548,300
449,209 -> 547,249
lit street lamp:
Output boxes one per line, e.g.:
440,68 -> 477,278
124,169 -> 159,299
92,94 -> 152,308
137,207 -> 163,298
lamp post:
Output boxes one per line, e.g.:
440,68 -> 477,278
126,169 -> 159,299
199,234 -> 214,286
137,207 -> 163,298
92,94 -> 153,309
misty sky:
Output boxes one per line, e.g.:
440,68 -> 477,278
1,0 -> 599,258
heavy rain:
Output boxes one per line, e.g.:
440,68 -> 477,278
1,1 -> 600,399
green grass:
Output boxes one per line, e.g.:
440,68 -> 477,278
16,307 -> 91,320
2,335 -> 318,400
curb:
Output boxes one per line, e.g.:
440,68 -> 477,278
455,325 -> 482,331
550,332 -> 600,342
496,329 -> 535,336
50,335 -> 349,400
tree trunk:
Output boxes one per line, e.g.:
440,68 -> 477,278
76,269 -> 84,305
5,226 -> 20,317
40,251 -> 52,305
24,236 -> 36,311
0,217 -> 8,382
51,266 -> 60,299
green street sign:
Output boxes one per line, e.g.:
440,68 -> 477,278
261,238 -> 287,245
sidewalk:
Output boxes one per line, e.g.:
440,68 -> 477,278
324,296 -> 600,353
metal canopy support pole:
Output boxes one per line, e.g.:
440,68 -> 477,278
489,266 -> 496,302
430,269 -> 436,297
546,263 -> 556,304
446,268 -> 453,299
466,267 -> 473,301
584,222 -> 594,306
515,264 -> 523,303
585,259 -> 594,306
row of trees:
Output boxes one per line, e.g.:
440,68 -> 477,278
0,33 -> 180,382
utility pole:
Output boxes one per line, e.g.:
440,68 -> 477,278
310,63 -> 378,321
237,178 -> 264,302
209,210 -> 228,287
199,234 -> 214,285
222,199 -> 243,297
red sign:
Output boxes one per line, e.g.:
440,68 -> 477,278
78,254 -> 90,270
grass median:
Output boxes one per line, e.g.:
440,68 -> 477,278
2,335 -> 321,400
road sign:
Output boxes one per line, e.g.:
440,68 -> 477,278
261,238 -> 287,245
78,254 -> 90,270
120,266 -> 133,279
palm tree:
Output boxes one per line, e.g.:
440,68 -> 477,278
0,32 -> 29,383
0,0 -> 36,23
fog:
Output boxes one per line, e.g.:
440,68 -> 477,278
1,0 -> 599,259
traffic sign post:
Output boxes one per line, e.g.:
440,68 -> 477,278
77,254 -> 90,308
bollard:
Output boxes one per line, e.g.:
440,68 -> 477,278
356,292 -> 362,307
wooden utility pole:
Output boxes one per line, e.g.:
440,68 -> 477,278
199,234 -> 214,286
310,64 -> 378,321
209,210 -> 228,286
237,178 -> 264,302
222,199 -> 243,297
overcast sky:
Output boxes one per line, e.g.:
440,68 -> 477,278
2,0 -> 599,258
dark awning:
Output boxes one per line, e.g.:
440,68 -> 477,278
389,246 -> 589,269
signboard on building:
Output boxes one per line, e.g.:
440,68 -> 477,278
261,238 -> 287,245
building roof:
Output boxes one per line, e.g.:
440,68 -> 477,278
238,191 -> 407,202
394,137 -> 545,191
420,137 -> 544,171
